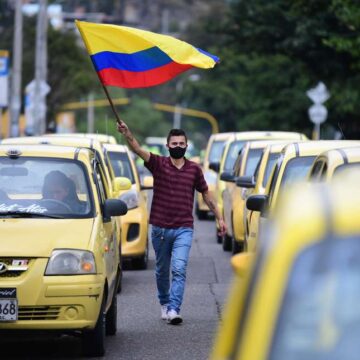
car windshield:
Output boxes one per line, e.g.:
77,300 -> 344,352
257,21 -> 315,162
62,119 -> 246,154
263,153 -> 281,187
108,151 -> 135,184
244,149 -> 263,176
0,157 -> 93,218
269,236 -> 360,360
224,140 -> 246,171
209,140 -> 227,164
279,156 -> 316,195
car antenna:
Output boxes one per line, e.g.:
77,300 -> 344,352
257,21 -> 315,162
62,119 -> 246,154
337,122 -> 346,139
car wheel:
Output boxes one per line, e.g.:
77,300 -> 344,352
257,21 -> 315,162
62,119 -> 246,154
132,238 -> 149,270
105,289 -> 117,336
82,294 -> 106,357
222,234 -> 232,252
217,230 -> 223,244
232,238 -> 244,254
196,204 -> 208,220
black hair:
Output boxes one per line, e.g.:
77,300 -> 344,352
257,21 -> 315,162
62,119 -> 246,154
167,129 -> 187,144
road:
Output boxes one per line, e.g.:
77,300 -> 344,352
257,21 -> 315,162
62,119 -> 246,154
1,217 -> 234,359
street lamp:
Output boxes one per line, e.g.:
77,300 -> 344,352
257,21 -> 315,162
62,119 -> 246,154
173,74 -> 200,129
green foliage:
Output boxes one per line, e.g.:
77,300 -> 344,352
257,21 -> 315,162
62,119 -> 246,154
185,0 -> 360,138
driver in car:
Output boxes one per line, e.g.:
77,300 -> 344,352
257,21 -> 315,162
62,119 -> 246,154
42,171 -> 84,213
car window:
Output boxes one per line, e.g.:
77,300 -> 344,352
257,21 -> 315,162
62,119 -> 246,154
0,157 -> 93,218
224,141 -> 246,171
334,162 -> 360,177
108,151 -> 135,184
244,149 -> 263,176
278,156 -> 316,196
269,236 -> 360,360
208,140 -> 226,163
263,153 -> 281,187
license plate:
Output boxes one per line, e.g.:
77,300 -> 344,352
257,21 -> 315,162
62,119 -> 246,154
0,288 -> 18,322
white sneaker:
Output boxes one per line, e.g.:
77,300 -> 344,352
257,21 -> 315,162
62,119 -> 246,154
167,309 -> 183,325
161,304 -> 169,320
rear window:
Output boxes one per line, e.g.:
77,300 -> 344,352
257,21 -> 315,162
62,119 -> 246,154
108,151 -> 135,184
269,236 -> 360,360
279,156 -> 315,192
244,149 -> 263,176
224,141 -> 246,171
208,140 -> 226,163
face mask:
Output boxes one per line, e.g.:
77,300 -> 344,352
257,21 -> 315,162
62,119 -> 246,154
169,146 -> 186,159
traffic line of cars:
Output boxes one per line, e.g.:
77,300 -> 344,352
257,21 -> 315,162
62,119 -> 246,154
198,131 -> 360,359
0,133 -> 152,356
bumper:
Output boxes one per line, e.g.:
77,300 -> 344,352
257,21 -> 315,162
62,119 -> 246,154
120,207 -> 148,258
0,259 -> 104,330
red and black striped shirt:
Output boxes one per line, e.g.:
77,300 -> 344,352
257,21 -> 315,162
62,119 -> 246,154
145,153 -> 208,228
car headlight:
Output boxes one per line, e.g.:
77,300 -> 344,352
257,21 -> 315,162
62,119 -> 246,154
45,249 -> 96,275
119,189 -> 139,210
204,170 -> 217,185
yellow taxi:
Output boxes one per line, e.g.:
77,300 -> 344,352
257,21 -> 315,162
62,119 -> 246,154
196,132 -> 233,220
1,136 -> 132,288
242,142 -> 296,252
221,140 -> 286,252
214,131 -> 307,243
103,143 -> 151,269
309,146 -> 360,182
246,141 -> 360,248
0,144 -> 128,357
211,178 -> 360,360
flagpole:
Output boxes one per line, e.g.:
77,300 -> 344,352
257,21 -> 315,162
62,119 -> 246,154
101,85 -> 123,125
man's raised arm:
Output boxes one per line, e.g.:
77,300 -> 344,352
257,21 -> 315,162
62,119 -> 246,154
117,121 -> 150,162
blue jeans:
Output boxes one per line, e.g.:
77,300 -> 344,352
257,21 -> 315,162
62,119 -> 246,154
151,226 -> 193,313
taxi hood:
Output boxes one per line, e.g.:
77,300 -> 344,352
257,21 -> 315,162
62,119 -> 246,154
0,218 -> 95,257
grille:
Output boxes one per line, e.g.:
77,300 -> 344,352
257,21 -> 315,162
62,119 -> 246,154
0,258 -> 31,278
18,306 -> 61,320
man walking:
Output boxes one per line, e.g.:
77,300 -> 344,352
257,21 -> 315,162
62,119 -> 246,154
117,121 -> 226,325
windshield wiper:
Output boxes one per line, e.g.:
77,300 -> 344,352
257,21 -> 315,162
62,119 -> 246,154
0,211 -> 65,219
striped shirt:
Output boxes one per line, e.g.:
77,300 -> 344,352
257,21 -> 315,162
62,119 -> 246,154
145,153 -> 208,228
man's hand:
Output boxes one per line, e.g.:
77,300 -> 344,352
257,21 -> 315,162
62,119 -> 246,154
116,120 -> 129,135
218,218 -> 227,237
116,119 -> 150,162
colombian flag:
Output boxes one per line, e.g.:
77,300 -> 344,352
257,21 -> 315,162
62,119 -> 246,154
75,20 -> 219,88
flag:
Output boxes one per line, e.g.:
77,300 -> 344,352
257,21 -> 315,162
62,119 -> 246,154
75,20 -> 219,89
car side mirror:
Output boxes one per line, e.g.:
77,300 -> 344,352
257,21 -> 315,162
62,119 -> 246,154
112,176 -> 132,195
103,199 -> 128,218
236,176 -> 255,188
246,195 -> 268,213
209,162 -> 220,173
220,171 -> 235,182
141,175 -> 154,190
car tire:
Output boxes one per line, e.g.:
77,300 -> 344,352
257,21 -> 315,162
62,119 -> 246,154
132,238 -> 149,270
222,234 -> 232,252
217,230 -> 223,244
82,295 -> 106,357
232,238 -> 244,254
196,203 -> 208,220
105,289 -> 117,336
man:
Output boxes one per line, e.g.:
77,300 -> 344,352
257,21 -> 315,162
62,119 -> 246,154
117,121 -> 226,325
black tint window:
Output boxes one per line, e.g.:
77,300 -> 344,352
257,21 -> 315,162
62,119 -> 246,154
109,152 -> 135,184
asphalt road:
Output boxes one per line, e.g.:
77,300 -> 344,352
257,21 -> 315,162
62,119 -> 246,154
0,217 -> 234,360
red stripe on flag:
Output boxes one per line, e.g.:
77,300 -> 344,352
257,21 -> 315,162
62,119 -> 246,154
97,61 -> 193,88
